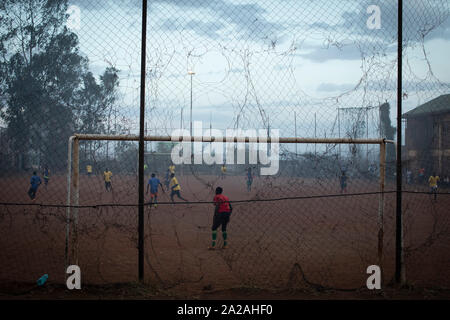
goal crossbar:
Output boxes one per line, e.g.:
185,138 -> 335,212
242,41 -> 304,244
72,133 -> 391,144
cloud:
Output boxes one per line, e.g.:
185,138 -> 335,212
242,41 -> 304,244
298,43 -> 363,62
69,0 -> 112,11
317,79 -> 450,93
153,0 -> 284,42
310,0 -> 450,44
317,83 -> 356,92
161,19 -> 225,39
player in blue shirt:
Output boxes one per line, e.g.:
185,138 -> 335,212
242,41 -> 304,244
164,169 -> 170,190
340,170 -> 347,193
43,165 -> 50,187
246,167 -> 253,192
28,171 -> 42,201
146,173 -> 164,208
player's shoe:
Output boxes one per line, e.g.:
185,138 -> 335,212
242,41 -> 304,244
208,246 -> 216,250
222,244 -> 228,249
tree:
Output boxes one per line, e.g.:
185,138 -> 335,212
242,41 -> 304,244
156,142 -> 177,154
0,0 -> 84,170
0,0 -> 121,171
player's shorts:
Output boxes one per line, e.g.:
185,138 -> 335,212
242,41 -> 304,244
430,186 -> 438,192
171,190 -> 181,197
105,181 -> 111,188
212,212 -> 231,231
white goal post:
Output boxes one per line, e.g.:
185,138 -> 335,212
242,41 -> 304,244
65,133 -> 395,276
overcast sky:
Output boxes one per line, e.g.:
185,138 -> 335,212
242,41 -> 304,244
69,0 -> 450,151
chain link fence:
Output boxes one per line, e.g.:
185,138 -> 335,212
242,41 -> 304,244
0,0 -> 449,296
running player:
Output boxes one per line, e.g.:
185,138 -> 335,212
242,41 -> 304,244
428,173 -> 440,201
28,171 -> 42,201
418,167 -> 425,185
209,187 -> 232,250
169,173 -> 188,202
340,170 -> 347,193
164,169 -> 171,189
146,173 -> 164,207
221,164 -> 227,179
103,168 -> 113,192
246,167 -> 253,192
169,163 -> 175,175
87,164 -> 93,177
43,165 -> 50,187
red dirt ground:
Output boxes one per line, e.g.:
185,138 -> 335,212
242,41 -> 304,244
0,172 -> 449,299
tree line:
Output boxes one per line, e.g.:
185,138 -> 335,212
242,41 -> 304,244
0,0 -> 133,172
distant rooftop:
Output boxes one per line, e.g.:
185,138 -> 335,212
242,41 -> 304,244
403,94 -> 450,118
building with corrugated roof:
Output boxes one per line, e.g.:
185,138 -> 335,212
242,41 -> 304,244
402,94 -> 450,177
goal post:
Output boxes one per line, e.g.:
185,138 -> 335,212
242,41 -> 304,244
65,133 -> 395,281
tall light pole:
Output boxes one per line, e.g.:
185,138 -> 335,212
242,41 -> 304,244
180,107 -> 183,130
188,70 -> 195,137
294,112 -> 297,157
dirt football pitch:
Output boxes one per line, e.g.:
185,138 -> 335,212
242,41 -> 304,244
0,172 -> 449,299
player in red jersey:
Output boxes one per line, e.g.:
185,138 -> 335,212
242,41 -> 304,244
209,187 -> 233,250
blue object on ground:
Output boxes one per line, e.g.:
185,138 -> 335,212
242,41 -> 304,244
36,274 -> 48,286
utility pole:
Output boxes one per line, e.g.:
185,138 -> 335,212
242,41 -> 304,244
314,112 -> 317,157
294,112 -> 297,157
188,70 -> 195,137
180,107 -> 183,130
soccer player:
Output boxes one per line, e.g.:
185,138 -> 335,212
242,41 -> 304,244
209,187 -> 232,250
340,170 -> 347,193
43,165 -> 50,187
86,164 -> 92,177
169,173 -> 188,202
418,168 -> 425,185
28,171 -> 42,201
146,173 -> 164,207
221,164 -> 227,179
103,168 -> 113,192
428,173 -> 440,201
246,167 -> 253,192
164,169 -> 171,189
406,169 -> 412,185
169,163 -> 175,175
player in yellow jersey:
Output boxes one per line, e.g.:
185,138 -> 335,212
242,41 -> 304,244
87,164 -> 93,177
169,173 -> 188,202
169,164 -> 175,174
428,173 -> 440,201
103,168 -> 113,192
220,164 -> 227,180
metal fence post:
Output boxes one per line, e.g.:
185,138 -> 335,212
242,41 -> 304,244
72,137 -> 80,266
138,0 -> 148,282
65,136 -> 74,273
378,141 -> 386,283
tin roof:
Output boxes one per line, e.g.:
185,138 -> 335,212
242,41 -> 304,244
402,94 -> 450,118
